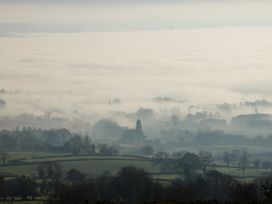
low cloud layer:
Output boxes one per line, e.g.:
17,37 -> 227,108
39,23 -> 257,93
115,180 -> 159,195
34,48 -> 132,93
1,27 -> 272,120
0,0 -> 272,123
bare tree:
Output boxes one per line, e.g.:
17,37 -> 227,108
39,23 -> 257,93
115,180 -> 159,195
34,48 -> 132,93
0,151 -> 9,166
253,159 -> 260,170
239,148 -> 249,172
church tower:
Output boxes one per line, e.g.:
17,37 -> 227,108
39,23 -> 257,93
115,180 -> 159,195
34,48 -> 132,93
136,119 -> 142,130
136,119 -> 144,136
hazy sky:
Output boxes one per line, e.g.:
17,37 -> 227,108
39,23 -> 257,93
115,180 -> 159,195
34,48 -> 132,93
0,0 -> 272,118
1,0 -> 272,31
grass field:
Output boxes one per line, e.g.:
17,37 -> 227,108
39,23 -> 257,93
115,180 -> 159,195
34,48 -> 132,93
0,154 -> 159,177
1,151 -> 271,181
0,201 -> 44,204
208,165 -> 270,178
7,152 -> 70,161
152,173 -> 182,181
176,145 -> 272,157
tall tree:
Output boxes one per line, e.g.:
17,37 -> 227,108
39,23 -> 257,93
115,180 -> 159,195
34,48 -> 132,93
239,149 -> 249,172
177,152 -> 203,180
0,151 -> 8,166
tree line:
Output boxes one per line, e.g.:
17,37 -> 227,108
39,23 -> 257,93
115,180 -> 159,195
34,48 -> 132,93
0,127 -> 121,166
1,164 -> 272,204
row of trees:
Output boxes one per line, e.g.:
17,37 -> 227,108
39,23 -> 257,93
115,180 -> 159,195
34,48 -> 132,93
48,168 -> 272,204
151,149 -> 271,176
152,151 -> 212,180
222,149 -> 249,171
0,141 -> 120,166
0,127 -> 73,151
222,149 -> 272,171
1,164 -> 272,204
254,159 -> 272,170
160,128 -> 272,147
0,175 -> 37,200
0,128 -> 122,166
0,127 -> 98,154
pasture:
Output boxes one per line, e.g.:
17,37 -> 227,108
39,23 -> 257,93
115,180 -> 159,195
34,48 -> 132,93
1,151 -> 271,181
0,153 -> 159,177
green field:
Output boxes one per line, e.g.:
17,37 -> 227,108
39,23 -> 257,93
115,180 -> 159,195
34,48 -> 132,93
1,151 -> 271,181
208,165 -> 270,178
7,152 -> 70,161
0,154 -> 159,177
176,145 -> 272,156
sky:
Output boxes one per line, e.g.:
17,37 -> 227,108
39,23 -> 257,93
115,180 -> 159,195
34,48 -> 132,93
0,0 -> 272,119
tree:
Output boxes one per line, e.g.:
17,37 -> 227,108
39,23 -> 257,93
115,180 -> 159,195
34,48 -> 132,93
239,149 -> 249,172
166,178 -> 193,202
172,151 -> 185,158
152,152 -> 171,172
0,151 -> 9,166
52,180 -> 98,204
222,151 -> 231,166
177,152 -> 203,180
4,176 -> 37,200
229,182 -> 259,203
37,162 -> 49,193
82,136 -> 95,155
229,150 -> 239,164
254,159 -> 261,170
223,150 -> 239,166
141,146 -> 154,156
16,175 -> 37,200
47,162 -> 63,186
112,166 -> 154,204
69,135 -> 83,155
262,181 -> 272,203
66,169 -> 86,183
99,144 -> 119,156
153,152 -> 169,159
0,176 -> 6,200
262,161 -> 272,169
0,130 -> 15,151
198,150 -> 212,171
37,162 -> 62,193
90,143 -> 96,154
